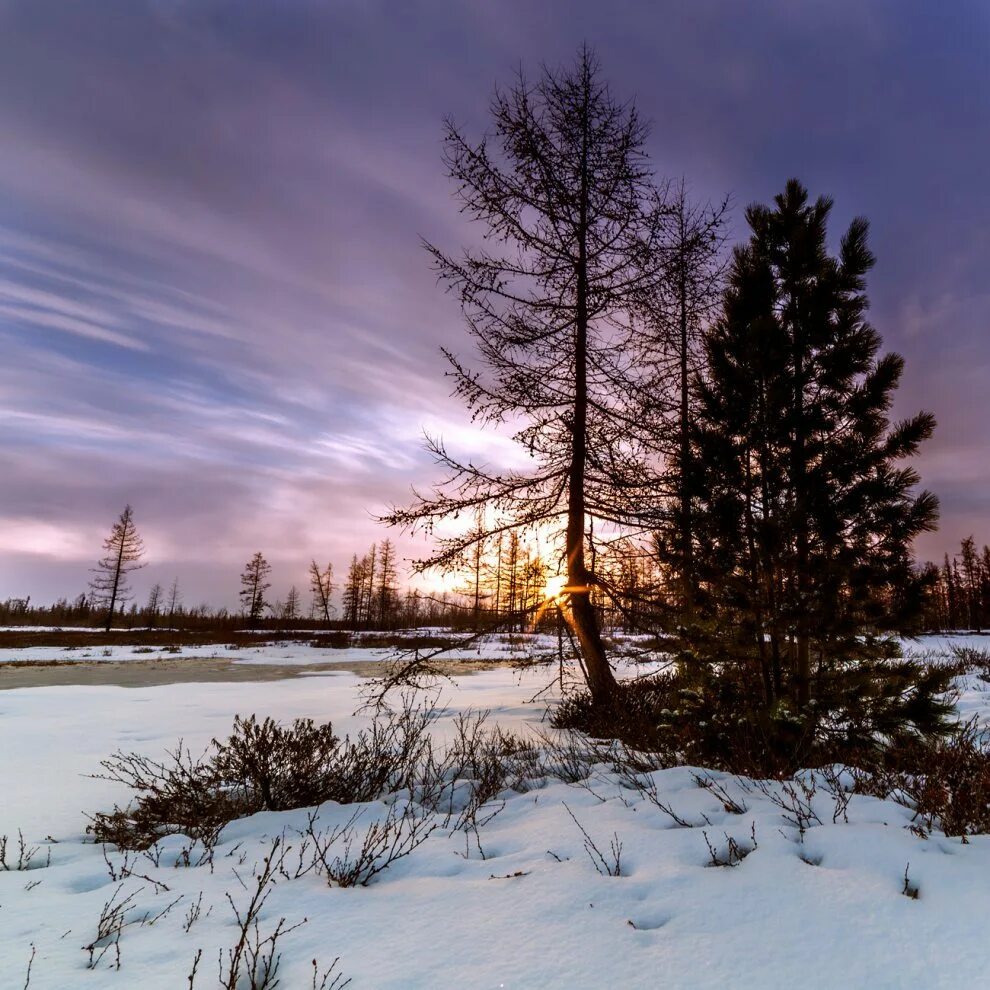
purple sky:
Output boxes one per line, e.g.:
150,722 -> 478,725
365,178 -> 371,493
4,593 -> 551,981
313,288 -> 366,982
1,1 -> 988,607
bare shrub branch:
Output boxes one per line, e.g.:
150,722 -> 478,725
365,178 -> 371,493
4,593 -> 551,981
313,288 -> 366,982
0,831 -> 50,872
562,802 -> 623,876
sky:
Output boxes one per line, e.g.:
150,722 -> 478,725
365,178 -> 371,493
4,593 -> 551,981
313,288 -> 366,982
1,0 -> 988,607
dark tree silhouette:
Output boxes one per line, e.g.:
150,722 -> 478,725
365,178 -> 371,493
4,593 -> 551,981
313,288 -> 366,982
648,182 -> 729,614
239,552 -> 272,628
375,539 -> 399,627
282,585 -> 301,624
145,583 -> 163,628
165,577 -> 181,627
342,553 -> 366,628
309,560 -> 334,625
89,504 -> 145,632
691,179 -> 939,715
386,47 -> 672,702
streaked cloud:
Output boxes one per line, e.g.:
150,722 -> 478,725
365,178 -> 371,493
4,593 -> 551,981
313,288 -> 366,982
1,0 -> 988,602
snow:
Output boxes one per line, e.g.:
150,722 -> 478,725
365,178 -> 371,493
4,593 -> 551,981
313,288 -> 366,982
0,631 -> 563,666
1,635 -> 988,987
0,643 -> 391,666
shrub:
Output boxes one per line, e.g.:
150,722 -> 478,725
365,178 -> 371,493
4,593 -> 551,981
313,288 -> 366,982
88,701 -> 551,854
302,802 -> 437,887
553,654 -> 959,778
552,667 -> 805,776
852,717 -> 990,837
213,716 -> 342,811
0,830 -> 50,871
88,743 -> 253,850
89,702 -> 441,850
309,632 -> 353,649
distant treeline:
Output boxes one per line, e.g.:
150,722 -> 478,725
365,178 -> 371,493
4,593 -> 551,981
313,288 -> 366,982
0,589 -> 479,633
0,531 -> 656,634
3,529 -> 984,636
918,536 -> 990,632
6,528 -> 984,637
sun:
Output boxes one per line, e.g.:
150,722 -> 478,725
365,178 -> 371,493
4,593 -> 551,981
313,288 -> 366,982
543,574 -> 568,602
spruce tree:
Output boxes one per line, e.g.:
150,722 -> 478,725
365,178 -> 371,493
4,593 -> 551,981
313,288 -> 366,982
362,544 -> 377,628
980,546 -> 990,630
342,554 -> 363,629
943,554 -> 959,629
690,179 -> 944,748
960,536 -> 980,631
283,585 -> 301,625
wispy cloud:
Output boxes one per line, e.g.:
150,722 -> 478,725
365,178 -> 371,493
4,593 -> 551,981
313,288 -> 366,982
1,0 -> 988,601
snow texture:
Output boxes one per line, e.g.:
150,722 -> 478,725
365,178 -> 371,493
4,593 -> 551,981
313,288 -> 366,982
1,634 -> 988,988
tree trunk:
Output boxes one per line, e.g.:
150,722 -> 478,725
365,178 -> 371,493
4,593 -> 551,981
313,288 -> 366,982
105,533 -> 126,633
473,558 -> 481,631
568,88 -> 617,705
677,218 -> 695,617
791,296 -> 811,709
743,446 -> 773,704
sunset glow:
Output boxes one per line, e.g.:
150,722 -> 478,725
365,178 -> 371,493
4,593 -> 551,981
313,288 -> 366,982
0,3 -> 983,605
543,574 -> 568,602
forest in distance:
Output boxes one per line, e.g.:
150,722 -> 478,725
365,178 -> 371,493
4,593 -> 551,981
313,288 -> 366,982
2,524 -> 989,639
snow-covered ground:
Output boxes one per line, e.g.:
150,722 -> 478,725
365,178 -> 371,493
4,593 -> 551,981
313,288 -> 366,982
0,631 -> 564,667
1,635 -> 988,988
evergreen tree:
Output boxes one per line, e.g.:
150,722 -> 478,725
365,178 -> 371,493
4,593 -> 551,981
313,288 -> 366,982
980,546 -> 990,630
89,504 -> 146,632
943,554 -> 959,629
960,536 -> 981,631
362,544 -> 377,627
239,552 -> 271,628
690,179 -> 943,743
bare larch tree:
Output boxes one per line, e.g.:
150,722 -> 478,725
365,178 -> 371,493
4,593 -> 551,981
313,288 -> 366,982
145,582 -> 163,628
309,560 -> 334,625
386,47 -> 670,702
375,539 -> 399,627
239,552 -> 272,628
282,585 -> 301,624
89,504 -> 145,632
647,182 -> 728,615
165,577 -> 181,627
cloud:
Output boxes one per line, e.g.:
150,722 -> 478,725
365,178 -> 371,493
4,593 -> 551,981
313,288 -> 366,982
2,0 -> 989,603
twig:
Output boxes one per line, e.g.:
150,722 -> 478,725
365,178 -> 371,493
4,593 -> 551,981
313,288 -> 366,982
562,802 -> 623,876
